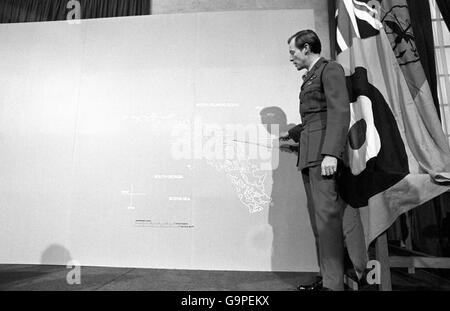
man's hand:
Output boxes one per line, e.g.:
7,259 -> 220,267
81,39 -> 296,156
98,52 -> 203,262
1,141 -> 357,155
321,155 -> 338,176
279,131 -> 291,141
279,144 -> 298,154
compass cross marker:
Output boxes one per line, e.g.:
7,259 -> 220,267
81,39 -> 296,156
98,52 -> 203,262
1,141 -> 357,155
121,184 -> 146,210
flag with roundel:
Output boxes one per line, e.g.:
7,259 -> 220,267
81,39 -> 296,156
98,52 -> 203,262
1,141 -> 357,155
335,0 -> 450,247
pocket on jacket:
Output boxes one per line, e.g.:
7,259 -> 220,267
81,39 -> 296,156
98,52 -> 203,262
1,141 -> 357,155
303,90 -> 326,103
308,119 -> 327,132
307,124 -> 326,163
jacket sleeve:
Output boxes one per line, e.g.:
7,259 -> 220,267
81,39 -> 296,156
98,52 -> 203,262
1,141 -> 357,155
288,124 -> 304,143
321,61 -> 350,160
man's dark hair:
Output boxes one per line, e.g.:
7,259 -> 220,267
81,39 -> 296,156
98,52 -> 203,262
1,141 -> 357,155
287,29 -> 322,54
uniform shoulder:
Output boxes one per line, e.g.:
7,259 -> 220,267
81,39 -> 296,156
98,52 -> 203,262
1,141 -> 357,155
323,59 -> 344,71
321,60 -> 345,79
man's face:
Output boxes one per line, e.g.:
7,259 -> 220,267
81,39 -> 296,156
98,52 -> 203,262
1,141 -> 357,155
289,40 -> 307,71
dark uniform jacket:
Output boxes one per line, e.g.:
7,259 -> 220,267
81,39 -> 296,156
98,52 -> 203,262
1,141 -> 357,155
288,57 -> 350,171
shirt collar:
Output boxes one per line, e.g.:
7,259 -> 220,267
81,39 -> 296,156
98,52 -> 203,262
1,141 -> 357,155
307,56 -> 321,72
302,56 -> 323,82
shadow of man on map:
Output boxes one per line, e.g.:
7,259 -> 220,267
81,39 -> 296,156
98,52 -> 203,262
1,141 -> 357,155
260,107 -> 316,278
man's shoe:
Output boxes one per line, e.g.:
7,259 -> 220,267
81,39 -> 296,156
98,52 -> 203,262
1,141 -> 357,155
296,277 -> 323,291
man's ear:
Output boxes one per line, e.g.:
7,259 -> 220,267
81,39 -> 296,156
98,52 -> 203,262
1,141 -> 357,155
303,43 -> 310,54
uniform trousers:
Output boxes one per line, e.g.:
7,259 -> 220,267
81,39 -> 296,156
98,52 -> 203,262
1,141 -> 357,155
301,164 -> 345,291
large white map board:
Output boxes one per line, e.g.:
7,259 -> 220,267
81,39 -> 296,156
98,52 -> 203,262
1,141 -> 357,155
0,10 -> 318,272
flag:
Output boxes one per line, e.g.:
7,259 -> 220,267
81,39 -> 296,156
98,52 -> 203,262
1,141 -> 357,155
336,0 -> 450,247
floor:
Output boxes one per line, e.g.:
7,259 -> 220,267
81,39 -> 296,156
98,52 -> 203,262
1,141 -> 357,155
1,264 -> 450,291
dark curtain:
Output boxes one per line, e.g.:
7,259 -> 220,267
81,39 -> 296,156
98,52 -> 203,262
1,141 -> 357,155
328,0 -> 337,60
437,0 -> 450,32
407,0 -> 440,119
0,0 -> 151,23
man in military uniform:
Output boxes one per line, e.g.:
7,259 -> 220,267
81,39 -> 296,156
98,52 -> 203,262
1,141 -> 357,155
281,30 -> 350,291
